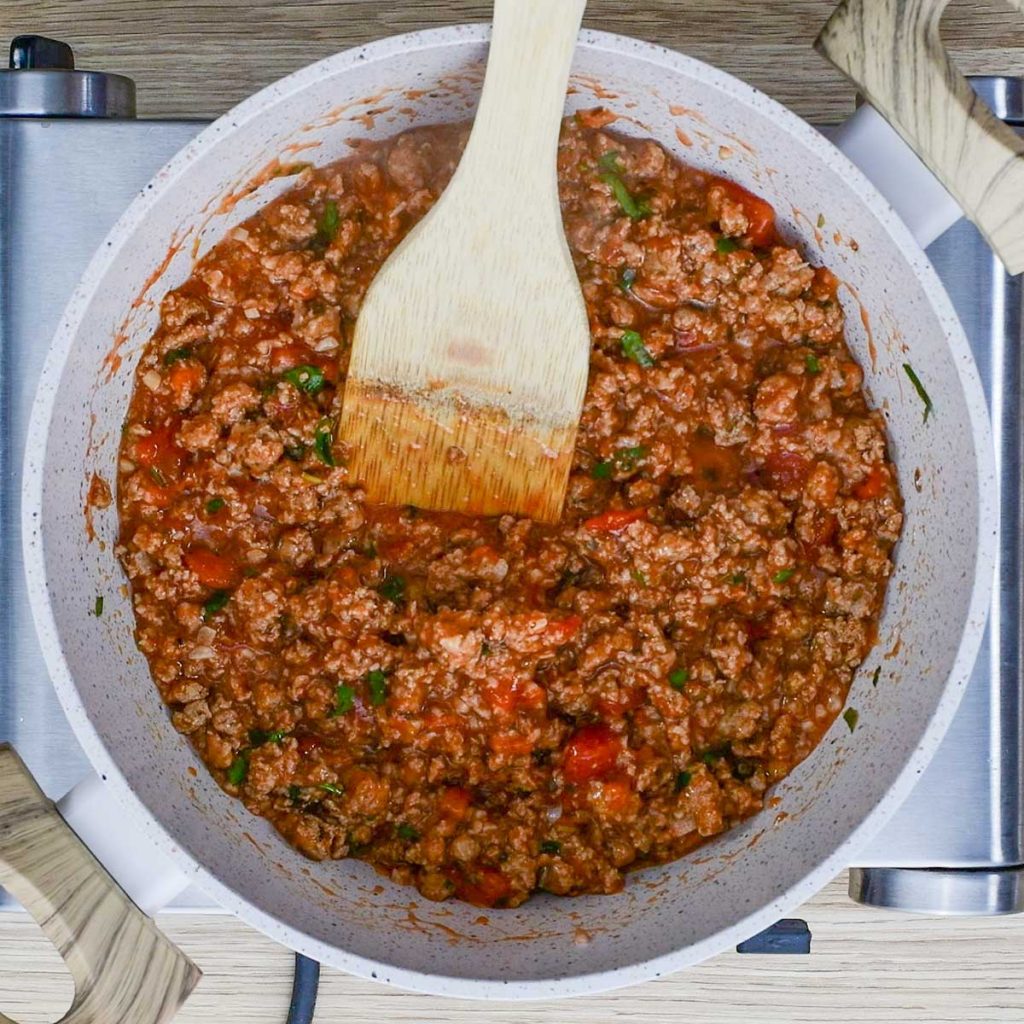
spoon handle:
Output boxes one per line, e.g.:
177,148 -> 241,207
460,0 -> 587,192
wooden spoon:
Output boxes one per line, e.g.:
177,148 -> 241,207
339,0 -> 590,523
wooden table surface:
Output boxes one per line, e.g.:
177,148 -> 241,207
2,1 -> 1024,1020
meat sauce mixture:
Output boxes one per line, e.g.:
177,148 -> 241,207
117,116 -> 902,908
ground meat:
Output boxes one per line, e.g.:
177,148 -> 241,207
116,114 -> 902,910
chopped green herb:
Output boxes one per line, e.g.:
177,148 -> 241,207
715,236 -> 740,254
730,573 -> 746,585
540,839 -> 561,855
284,443 -> 306,462
396,822 -> 420,842
621,330 -> 655,368
816,213 -> 826,229
330,683 -> 356,717
316,199 -> 340,245
598,151 -> 651,220
202,590 -> 230,620
903,363 -> 934,422
480,641 -> 492,657
700,744 -> 730,766
163,347 -> 192,366
669,668 -> 689,690
366,669 -> 389,707
615,445 -> 649,469
619,266 -> 637,293
282,364 -> 326,395
93,595 -> 104,617
733,759 -> 756,780
288,784 -> 302,803
843,707 -> 859,733
871,666 -> 881,688
630,568 -> 648,586
205,496 -> 226,514
320,782 -> 344,795
377,575 -> 406,604
226,752 -> 249,786
313,417 -> 336,467
805,353 -> 822,375
148,466 -> 168,486
773,568 -> 795,584
592,444 -> 650,479
603,173 -> 652,220
249,728 -> 286,746
674,770 -> 692,793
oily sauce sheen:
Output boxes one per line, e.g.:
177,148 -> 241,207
116,117 -> 902,908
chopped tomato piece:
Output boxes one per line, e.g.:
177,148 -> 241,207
812,266 -> 839,301
582,508 -> 647,533
489,732 -> 534,756
438,786 -> 472,821
183,549 -> 239,589
486,677 -> 547,716
269,344 -> 313,373
166,360 -> 204,404
596,687 -> 645,718
563,724 -> 622,783
544,614 -> 582,645
712,176 -> 777,248
132,422 -> 184,477
763,450 -> 810,491
445,865 -> 511,908
296,733 -> 324,756
594,776 -> 635,816
803,512 -> 838,558
853,464 -> 887,500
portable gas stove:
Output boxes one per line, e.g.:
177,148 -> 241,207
1,36 -> 1022,918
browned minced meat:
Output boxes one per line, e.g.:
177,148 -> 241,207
116,116 -> 902,909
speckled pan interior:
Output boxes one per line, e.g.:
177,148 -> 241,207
23,26 -> 996,999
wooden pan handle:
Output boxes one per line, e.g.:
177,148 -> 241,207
0,745 -> 200,1024
816,0 -> 1024,274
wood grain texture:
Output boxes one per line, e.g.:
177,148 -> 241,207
818,0 -> 1024,273
0,746 -> 200,1024
2,874 -> 1024,1022
3,0 -> 1022,124
341,0 -> 590,521
2,2 -> 1024,1018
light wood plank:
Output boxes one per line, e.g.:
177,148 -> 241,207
2,2 -> 1024,1019
4,873 -> 1024,1023
2,0 -> 1021,123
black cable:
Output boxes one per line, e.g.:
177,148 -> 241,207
285,953 -> 321,1024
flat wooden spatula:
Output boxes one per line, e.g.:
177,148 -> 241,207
339,0 -> 590,523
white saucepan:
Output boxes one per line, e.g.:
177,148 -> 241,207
6,13 -> 1005,1011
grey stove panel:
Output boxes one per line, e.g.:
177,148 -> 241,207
1,102 -> 1022,915
854,217 -> 1024,870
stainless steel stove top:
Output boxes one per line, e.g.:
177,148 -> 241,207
1,51 -> 1021,915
